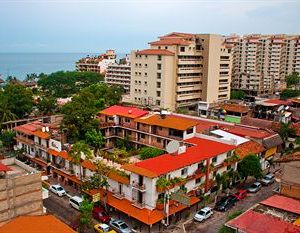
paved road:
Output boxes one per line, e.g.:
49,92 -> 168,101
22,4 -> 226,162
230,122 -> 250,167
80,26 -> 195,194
183,182 -> 278,233
43,191 -> 80,227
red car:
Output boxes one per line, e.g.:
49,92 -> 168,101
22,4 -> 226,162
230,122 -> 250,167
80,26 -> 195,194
232,189 -> 247,200
92,206 -> 110,223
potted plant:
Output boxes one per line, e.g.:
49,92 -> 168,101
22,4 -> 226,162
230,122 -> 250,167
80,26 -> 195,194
156,197 -> 164,210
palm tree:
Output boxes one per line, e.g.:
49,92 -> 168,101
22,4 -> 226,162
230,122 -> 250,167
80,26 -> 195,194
0,96 -> 17,127
68,141 -> 92,180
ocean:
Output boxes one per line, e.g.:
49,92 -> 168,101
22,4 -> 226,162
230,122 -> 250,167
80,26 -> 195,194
0,52 -> 126,80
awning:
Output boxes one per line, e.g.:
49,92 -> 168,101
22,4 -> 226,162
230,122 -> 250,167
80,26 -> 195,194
265,147 -> 277,158
27,156 -> 50,167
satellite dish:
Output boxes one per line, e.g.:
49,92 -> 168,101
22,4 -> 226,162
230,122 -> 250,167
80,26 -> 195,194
166,140 -> 180,154
42,127 -> 45,132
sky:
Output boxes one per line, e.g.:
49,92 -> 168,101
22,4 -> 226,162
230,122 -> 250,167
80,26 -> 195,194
0,0 -> 299,53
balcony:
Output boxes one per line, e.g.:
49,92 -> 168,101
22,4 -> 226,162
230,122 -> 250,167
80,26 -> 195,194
112,191 -> 125,200
15,135 -> 34,145
131,201 -> 145,209
99,122 -> 115,128
34,142 -> 48,151
132,181 -> 146,192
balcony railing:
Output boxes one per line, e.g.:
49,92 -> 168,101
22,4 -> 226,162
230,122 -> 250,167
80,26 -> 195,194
35,142 -> 48,151
15,135 -> 34,145
132,181 -> 146,192
132,201 -> 145,209
112,191 -> 125,200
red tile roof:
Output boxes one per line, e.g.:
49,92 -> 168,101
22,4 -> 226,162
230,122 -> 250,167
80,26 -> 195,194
135,114 -> 199,131
260,194 -> 300,215
149,38 -> 190,46
220,103 -> 249,114
0,163 -> 12,172
227,210 -> 300,233
136,49 -> 174,56
133,137 -> 235,176
264,99 -> 291,106
221,125 -> 272,139
235,141 -> 265,159
0,215 -> 76,233
100,105 -> 148,119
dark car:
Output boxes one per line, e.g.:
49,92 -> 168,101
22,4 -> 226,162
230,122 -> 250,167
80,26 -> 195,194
215,195 -> 237,212
92,206 -> 110,223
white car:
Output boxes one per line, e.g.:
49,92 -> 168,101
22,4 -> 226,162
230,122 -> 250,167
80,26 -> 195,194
194,207 -> 213,222
49,184 -> 66,197
261,173 -> 275,186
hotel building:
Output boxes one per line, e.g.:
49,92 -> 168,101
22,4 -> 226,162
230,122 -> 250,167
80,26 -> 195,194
105,59 -> 131,93
76,50 -> 116,74
226,34 -> 300,95
13,105 -> 283,230
130,32 -> 233,111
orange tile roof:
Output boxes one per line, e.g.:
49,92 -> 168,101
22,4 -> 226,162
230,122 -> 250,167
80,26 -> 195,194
81,160 -> 96,171
84,188 -> 200,225
149,38 -> 190,46
160,32 -> 195,39
32,130 -> 50,139
235,141 -> 265,159
136,49 -> 175,56
100,105 -> 148,119
48,149 -> 71,161
0,215 -> 76,233
122,164 -> 158,178
134,114 -> 198,131
221,125 -> 272,139
220,103 -> 249,114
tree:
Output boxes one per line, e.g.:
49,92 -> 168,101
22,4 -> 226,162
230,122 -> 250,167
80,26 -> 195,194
285,72 -> 300,87
230,90 -> 246,100
78,199 -> 94,233
85,129 -> 105,154
37,71 -> 104,98
0,130 -> 16,150
2,83 -> 33,119
237,154 -> 262,180
0,94 -> 17,126
68,141 -> 92,179
61,83 -> 123,141
280,89 -> 300,99
140,147 -> 164,160
36,96 -> 58,115
278,122 -> 296,142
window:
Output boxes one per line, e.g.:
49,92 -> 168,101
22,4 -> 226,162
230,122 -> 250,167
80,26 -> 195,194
181,168 -> 188,176
212,157 -> 217,163
165,46 -> 168,49
157,82 -> 161,88
140,134 -> 145,139
158,55 -> 162,61
145,72 -> 148,76
157,73 -> 161,79
157,138 -> 161,143
157,64 -> 162,70
197,162 -> 204,170
145,64 -> 148,68
195,177 -> 202,184
144,81 -> 147,85
180,47 -> 185,52
156,100 -> 161,105
186,127 -> 193,134
157,91 -> 161,97
144,90 -> 147,94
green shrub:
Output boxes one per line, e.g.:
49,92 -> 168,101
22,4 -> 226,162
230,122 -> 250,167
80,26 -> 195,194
140,147 -> 163,160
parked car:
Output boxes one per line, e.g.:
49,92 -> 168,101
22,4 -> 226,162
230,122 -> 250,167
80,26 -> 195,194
92,206 -> 110,223
109,219 -> 132,233
69,196 -> 83,210
214,195 -> 237,212
261,173 -> 275,186
247,182 -> 262,193
49,184 -> 66,197
94,223 -> 116,233
194,207 -> 213,222
232,189 -> 247,200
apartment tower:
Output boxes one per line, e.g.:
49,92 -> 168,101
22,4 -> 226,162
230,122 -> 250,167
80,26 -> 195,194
227,34 -> 300,95
130,32 -> 232,111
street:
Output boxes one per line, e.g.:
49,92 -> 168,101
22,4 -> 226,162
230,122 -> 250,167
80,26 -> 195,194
182,182 -> 278,233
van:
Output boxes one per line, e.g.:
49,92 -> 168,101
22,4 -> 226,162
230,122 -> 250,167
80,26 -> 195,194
69,196 -> 83,210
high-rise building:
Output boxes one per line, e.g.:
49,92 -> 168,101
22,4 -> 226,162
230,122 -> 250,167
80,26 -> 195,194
76,50 -> 116,74
130,32 -> 232,111
105,55 -> 131,93
226,34 -> 300,95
